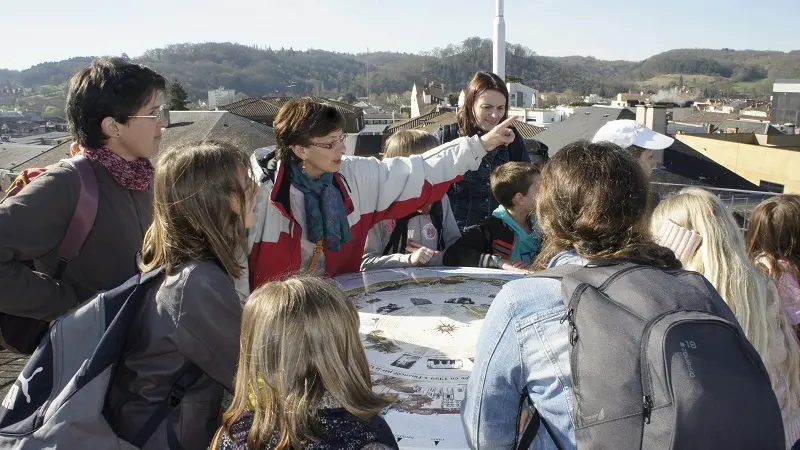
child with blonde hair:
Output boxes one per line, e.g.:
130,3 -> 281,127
652,187 -> 800,448
212,276 -> 398,450
361,130 -> 461,270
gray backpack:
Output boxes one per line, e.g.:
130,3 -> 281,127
0,268 -> 202,449
516,261 -> 785,450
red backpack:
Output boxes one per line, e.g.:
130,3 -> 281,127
0,155 -> 98,354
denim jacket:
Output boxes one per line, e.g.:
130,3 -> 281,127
461,251 -> 587,449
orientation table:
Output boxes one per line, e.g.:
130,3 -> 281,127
333,267 -> 527,449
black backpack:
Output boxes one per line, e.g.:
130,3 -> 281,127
382,201 -> 445,255
515,261 -> 785,450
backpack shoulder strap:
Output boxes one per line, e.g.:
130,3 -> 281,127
430,201 -> 445,251
527,264 -> 585,280
131,360 -> 204,448
54,155 -> 99,278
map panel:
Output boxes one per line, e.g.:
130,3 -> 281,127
334,267 -> 526,449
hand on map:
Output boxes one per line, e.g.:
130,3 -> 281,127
407,240 -> 440,266
500,259 -> 530,273
480,116 -> 518,152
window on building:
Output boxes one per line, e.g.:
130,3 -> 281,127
759,180 -> 785,193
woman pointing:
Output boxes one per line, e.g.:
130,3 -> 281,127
244,97 -> 517,291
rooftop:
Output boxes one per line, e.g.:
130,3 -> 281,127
385,109 -> 450,134
534,106 -> 635,155
676,111 -> 735,126
717,119 -> 782,135
221,96 -> 362,119
0,143 -> 54,171
513,121 -> 547,140
20,111 -> 277,172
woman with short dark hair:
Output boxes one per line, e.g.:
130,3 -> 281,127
435,72 -> 531,231
245,96 -> 517,290
0,58 -> 166,336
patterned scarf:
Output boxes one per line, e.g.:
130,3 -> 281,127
219,396 -> 379,450
82,147 -> 154,191
289,164 -> 352,252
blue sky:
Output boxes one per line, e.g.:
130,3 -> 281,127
3,0 -> 798,70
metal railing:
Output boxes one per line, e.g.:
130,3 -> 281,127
651,182 -> 779,231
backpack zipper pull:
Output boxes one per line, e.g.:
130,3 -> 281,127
560,309 -> 578,345
643,395 -> 653,424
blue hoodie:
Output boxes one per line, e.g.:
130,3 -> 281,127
491,206 -> 542,263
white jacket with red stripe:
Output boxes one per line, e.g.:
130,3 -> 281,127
240,135 -> 487,294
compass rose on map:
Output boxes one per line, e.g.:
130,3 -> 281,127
432,321 -> 459,336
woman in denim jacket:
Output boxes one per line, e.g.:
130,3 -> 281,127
461,140 -> 681,449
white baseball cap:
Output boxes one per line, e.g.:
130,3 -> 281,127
591,119 -> 674,150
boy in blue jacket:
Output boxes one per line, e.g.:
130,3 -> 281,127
443,162 -> 542,271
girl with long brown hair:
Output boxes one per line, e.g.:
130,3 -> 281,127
104,140 -> 258,449
747,194 -> 800,336
212,276 -> 397,450
462,140 -> 682,448
435,72 -> 532,230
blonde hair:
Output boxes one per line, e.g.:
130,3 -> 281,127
651,187 -> 800,419
223,276 -> 395,449
383,129 -> 439,158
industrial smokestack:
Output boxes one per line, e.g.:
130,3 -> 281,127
493,0 -> 506,81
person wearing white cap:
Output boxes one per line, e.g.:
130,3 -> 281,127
591,119 -> 674,180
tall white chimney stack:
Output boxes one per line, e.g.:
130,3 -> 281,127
493,0 -> 506,81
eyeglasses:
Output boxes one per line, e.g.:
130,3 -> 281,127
129,106 -> 167,123
308,134 -> 347,149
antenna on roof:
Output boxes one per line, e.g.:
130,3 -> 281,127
492,0 -> 506,81
366,47 -> 371,98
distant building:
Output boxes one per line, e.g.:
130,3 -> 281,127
507,83 -> 540,109
508,107 -> 566,126
771,79 -> 800,127
675,132 -> 800,193
611,93 -> 648,108
583,94 -> 604,104
410,82 -> 447,118
363,111 -> 404,125
208,88 -> 236,110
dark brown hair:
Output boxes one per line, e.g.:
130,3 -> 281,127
533,140 -> 681,270
457,71 -> 509,137
746,194 -> 800,284
139,141 -> 256,279
273,97 -> 346,166
490,162 -> 541,209
66,57 -> 166,149
383,129 -> 439,158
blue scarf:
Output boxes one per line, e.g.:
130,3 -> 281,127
492,205 -> 542,263
289,164 -> 352,252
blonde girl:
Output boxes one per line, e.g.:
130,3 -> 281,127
214,276 -> 397,450
361,130 -> 461,271
651,187 -> 800,448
